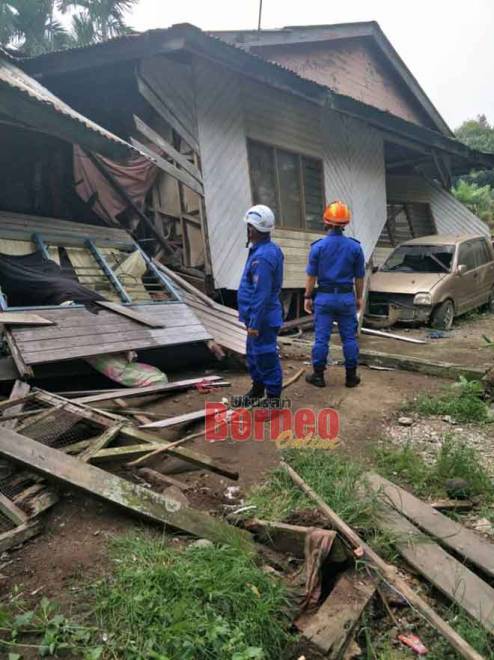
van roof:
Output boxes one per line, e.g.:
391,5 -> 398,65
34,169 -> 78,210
400,234 -> 486,246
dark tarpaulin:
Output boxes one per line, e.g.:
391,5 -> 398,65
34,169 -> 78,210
0,251 -> 106,310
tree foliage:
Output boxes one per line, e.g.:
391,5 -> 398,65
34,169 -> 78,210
0,0 -> 137,54
454,115 -> 494,230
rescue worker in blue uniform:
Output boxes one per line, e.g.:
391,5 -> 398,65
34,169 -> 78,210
237,205 -> 284,406
304,201 -> 365,388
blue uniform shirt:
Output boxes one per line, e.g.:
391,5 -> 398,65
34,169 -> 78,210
238,237 -> 284,330
306,231 -> 365,286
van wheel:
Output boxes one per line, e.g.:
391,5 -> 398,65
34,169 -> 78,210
430,300 -> 455,330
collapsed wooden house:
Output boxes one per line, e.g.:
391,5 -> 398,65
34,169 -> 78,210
0,48 -> 212,381
17,22 -> 494,310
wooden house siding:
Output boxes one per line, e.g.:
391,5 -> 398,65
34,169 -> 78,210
194,62 -> 387,289
253,40 -> 433,128
386,176 -> 490,236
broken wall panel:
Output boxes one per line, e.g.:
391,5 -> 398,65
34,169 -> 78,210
8,305 -> 211,366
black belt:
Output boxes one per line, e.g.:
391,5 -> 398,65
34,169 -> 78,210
315,285 -> 354,295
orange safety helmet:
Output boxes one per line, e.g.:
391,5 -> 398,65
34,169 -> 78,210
323,200 -> 351,226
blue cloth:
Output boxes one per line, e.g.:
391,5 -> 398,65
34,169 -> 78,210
238,237 -> 284,331
307,230 -> 364,370
246,326 -> 282,396
306,231 -> 365,287
312,294 -> 359,369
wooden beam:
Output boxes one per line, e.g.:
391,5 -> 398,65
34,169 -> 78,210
95,300 -> 165,328
137,74 -> 200,153
91,443 -> 165,462
0,313 -> 54,326
78,424 -> 124,463
136,467 -> 189,492
1,380 -> 30,431
131,138 -> 204,197
282,461 -> 485,660
0,491 -> 27,526
0,520 -> 42,553
368,473 -> 494,579
134,115 -> 202,182
301,569 -> 376,657
75,375 -> 221,404
140,408 -> 208,429
0,427 -> 253,549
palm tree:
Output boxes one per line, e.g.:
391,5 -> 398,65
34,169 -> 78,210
61,0 -> 136,45
0,0 -> 71,55
0,0 -> 136,54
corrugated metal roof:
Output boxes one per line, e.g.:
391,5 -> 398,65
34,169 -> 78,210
20,24 -> 494,171
0,50 -> 138,159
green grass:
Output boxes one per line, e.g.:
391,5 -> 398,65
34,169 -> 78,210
375,436 -> 494,501
91,534 -> 292,659
409,378 -> 491,424
249,448 -> 380,531
1,536 -> 293,659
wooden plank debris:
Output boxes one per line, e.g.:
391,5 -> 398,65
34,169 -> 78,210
3,326 -> 33,377
136,468 -> 189,492
32,389 -> 239,480
0,520 -> 43,553
134,115 -> 202,182
91,443 -> 165,462
0,427 -> 252,549
430,498 -> 473,511
140,408 -> 210,429
78,424 -> 124,463
282,461 -> 484,660
375,503 -> 494,635
301,569 -> 376,657
368,473 -> 494,579
0,491 -> 27,525
1,380 -> 31,431
0,313 -> 54,326
75,375 -> 222,404
95,300 -> 165,328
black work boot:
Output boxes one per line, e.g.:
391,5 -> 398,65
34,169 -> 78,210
345,367 -> 361,388
305,368 -> 326,388
237,381 -> 265,407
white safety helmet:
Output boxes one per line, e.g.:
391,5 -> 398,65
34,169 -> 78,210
243,205 -> 275,233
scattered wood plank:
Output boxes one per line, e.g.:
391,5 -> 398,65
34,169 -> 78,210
0,491 -> 27,525
376,503 -> 494,635
282,461 -> 484,660
32,389 -> 239,481
368,473 -> 494,579
136,468 -> 189,492
74,376 -> 221,404
14,484 -> 59,518
126,428 -> 206,468
114,397 -> 152,425
2,326 -> 33,378
78,424 -> 124,463
140,408 -> 209,429
244,518 -> 349,560
0,313 -> 54,326
91,443 -> 164,462
1,380 -> 30,431
361,328 -> 427,344
0,520 -> 42,553
94,301 -> 165,328
301,569 -> 376,657
0,427 -> 253,549
430,498 -> 473,511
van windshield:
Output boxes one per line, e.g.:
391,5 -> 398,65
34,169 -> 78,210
382,245 -> 455,274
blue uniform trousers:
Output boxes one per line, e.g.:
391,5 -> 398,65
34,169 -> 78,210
246,325 -> 282,397
312,292 -> 359,369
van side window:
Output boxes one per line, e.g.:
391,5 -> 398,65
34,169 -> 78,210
475,239 -> 493,266
457,242 -> 477,271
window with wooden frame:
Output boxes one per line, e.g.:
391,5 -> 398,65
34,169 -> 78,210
247,140 -> 325,232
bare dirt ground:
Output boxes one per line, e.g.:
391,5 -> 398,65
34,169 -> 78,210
0,353 -> 447,609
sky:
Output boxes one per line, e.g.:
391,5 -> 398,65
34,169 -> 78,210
128,0 -> 494,131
